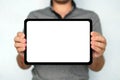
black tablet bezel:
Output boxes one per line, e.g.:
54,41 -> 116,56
24,19 -> 92,65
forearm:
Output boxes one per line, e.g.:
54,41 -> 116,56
16,54 -> 31,69
89,55 -> 105,71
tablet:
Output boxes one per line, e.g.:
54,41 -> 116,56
24,19 -> 92,65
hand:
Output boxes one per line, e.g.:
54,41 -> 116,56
14,32 -> 31,69
14,32 -> 26,56
91,31 -> 107,58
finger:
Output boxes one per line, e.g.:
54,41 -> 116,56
14,43 -> 26,48
91,35 -> 106,43
14,36 -> 26,43
91,45 -> 104,55
17,47 -> 26,53
91,31 -> 101,36
91,41 -> 106,50
17,32 -> 25,38
92,51 -> 100,58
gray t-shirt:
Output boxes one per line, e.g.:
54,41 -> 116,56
27,7 -> 102,80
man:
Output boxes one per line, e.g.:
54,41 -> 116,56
14,0 -> 107,80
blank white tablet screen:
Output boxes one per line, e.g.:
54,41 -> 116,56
26,20 -> 91,63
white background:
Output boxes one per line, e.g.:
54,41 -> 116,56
0,0 -> 120,80
27,21 -> 90,63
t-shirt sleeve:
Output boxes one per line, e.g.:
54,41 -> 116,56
27,11 -> 37,19
91,12 -> 102,35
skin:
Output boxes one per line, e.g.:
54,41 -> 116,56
52,0 -> 72,18
14,0 -> 107,71
53,0 -> 71,4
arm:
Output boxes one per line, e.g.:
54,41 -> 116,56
16,53 -> 31,69
89,55 -> 105,71
89,32 -> 106,71
14,32 -> 31,69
